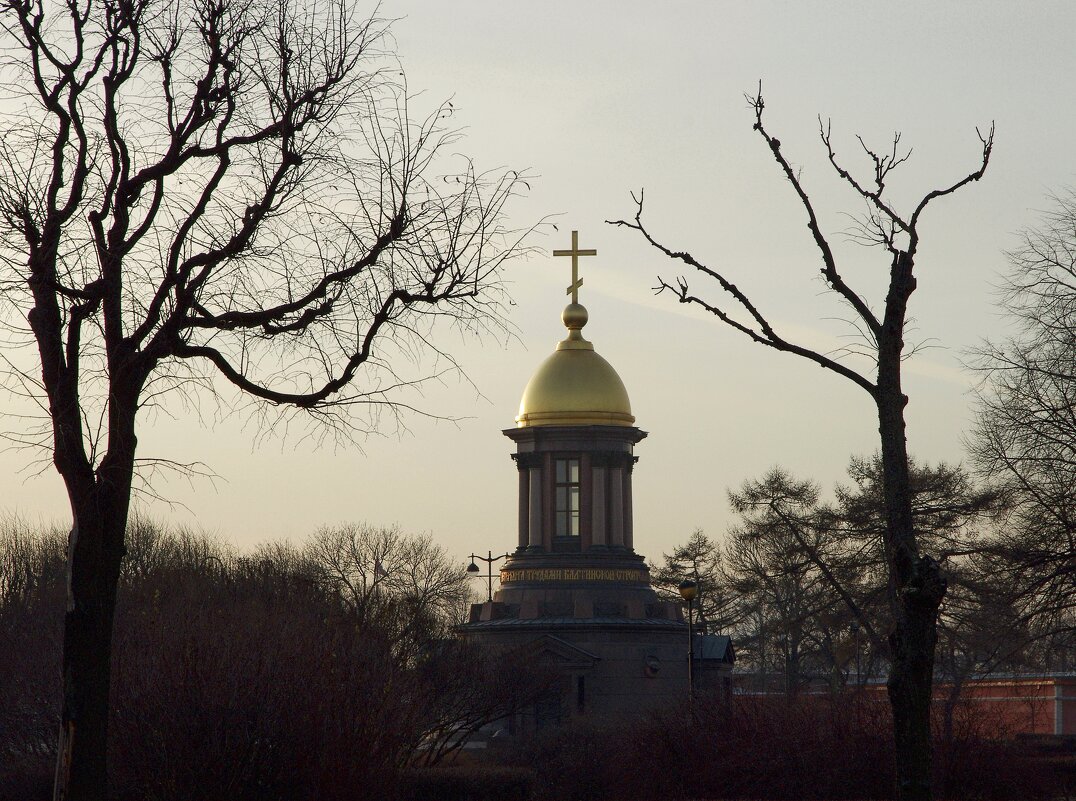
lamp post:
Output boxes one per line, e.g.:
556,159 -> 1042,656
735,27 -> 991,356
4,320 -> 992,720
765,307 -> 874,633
467,550 -> 510,602
679,579 -> 698,705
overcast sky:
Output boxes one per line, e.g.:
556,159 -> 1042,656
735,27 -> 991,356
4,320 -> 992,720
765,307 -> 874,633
3,1 -> 1074,574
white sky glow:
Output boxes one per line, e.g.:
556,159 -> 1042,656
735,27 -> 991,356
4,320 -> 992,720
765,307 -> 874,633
2,1 -> 1073,572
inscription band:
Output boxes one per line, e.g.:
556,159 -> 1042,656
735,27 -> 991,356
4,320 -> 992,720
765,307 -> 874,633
501,567 -> 648,583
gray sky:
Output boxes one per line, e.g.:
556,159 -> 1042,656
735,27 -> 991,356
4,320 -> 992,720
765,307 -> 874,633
3,1 -> 1073,571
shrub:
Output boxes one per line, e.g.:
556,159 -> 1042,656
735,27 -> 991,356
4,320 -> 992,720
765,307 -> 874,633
502,691 -> 1059,801
400,765 -> 533,801
0,519 -> 513,801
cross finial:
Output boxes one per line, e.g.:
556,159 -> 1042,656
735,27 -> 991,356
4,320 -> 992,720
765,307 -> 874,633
553,230 -> 597,304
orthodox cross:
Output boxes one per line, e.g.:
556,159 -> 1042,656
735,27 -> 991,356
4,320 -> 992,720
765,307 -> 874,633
553,230 -> 597,304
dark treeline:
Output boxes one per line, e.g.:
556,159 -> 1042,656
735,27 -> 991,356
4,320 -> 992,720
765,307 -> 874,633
0,517 -> 544,801
641,455 -> 1072,800
653,456 -> 1073,700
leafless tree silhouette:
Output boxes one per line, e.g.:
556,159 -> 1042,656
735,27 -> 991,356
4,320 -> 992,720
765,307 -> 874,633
969,189 -> 1076,659
0,0 -> 527,797
610,88 -> 992,801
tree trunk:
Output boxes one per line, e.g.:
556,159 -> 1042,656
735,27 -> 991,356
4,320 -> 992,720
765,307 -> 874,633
54,513 -> 123,800
53,414 -> 138,801
941,670 -> 965,746
786,637 -> 801,698
886,590 -> 940,801
878,397 -> 933,801
932,672 -> 967,799
877,251 -> 947,801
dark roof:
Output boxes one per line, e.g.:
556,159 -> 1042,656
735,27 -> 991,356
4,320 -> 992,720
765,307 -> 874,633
695,634 -> 734,663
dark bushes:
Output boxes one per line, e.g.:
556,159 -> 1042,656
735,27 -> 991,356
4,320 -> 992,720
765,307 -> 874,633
401,765 -> 533,801
0,519 -> 520,801
503,693 -> 1057,801
0,519 -> 66,801
0,517 -> 1064,800
108,553 -> 411,801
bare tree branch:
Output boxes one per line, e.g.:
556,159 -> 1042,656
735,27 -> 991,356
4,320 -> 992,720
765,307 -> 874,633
608,189 -> 878,397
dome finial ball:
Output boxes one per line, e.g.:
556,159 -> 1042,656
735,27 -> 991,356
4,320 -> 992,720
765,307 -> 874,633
562,302 -> 588,331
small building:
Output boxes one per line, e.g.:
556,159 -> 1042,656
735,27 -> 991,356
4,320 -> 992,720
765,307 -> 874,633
458,233 -> 733,729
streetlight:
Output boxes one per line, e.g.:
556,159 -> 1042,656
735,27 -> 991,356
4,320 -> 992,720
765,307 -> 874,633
679,579 -> 698,704
467,551 -> 510,602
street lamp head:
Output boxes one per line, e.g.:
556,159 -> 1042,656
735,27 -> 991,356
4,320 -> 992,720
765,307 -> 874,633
678,579 -> 698,602
467,561 -> 479,573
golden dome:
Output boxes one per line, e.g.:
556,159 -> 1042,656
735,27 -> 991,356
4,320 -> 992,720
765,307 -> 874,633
515,303 -> 635,428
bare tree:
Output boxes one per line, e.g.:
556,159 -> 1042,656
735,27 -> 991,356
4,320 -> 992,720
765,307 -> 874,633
0,0 -> 526,797
969,189 -> 1076,645
610,90 -> 992,801
303,522 -> 472,646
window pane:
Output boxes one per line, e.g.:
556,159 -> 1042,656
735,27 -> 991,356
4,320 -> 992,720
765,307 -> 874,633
554,458 -> 581,537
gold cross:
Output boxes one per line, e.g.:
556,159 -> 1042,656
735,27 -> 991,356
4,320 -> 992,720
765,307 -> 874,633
553,230 -> 597,304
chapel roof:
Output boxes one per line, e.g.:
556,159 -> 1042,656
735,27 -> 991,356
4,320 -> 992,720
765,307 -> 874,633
515,302 -> 634,428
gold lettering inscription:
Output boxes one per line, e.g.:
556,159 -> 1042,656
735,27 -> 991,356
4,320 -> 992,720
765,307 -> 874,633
500,567 -> 647,583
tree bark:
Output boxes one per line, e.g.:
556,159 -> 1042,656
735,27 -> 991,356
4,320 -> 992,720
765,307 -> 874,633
886,585 -> 941,801
55,509 -> 124,801
53,412 -> 138,801
876,251 -> 947,801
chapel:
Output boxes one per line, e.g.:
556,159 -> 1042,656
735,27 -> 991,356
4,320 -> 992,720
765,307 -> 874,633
458,231 -> 733,728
